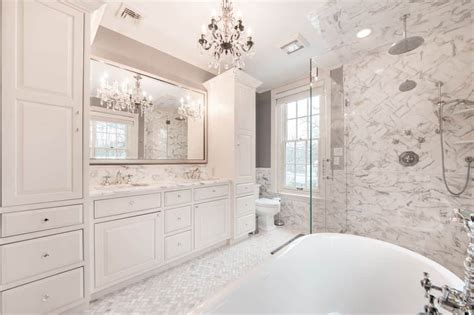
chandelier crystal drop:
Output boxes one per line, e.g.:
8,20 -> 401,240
96,73 -> 153,116
198,0 -> 255,71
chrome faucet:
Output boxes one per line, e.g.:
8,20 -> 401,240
185,167 -> 202,180
420,208 -> 474,314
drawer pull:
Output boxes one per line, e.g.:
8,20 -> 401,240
195,205 -> 199,209
42,253 -> 50,259
177,194 -> 181,198
42,294 -> 50,302
177,242 -> 182,246
43,218 -> 50,222
212,189 -> 216,192
177,217 -> 181,221
128,200 -> 135,206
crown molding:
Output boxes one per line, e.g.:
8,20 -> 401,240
59,0 -> 105,13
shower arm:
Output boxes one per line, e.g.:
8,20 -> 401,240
402,14 -> 408,39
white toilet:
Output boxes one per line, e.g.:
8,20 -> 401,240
254,185 -> 281,231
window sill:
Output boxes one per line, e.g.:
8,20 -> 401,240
278,191 -> 324,202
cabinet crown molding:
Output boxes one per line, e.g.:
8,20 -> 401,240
204,69 -> 262,90
59,0 -> 105,13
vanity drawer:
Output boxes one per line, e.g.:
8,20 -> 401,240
165,206 -> 191,234
236,183 -> 255,196
165,230 -> 192,261
236,214 -> 255,236
1,230 -> 83,285
1,268 -> 84,314
236,195 -> 255,217
1,204 -> 83,237
164,189 -> 192,207
194,184 -> 229,201
95,193 -> 161,218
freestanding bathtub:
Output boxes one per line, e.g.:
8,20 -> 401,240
194,233 -> 463,314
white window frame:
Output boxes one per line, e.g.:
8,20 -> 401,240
89,107 -> 139,159
271,77 -> 330,199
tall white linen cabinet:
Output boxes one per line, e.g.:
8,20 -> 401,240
204,70 -> 261,240
1,1 -> 102,313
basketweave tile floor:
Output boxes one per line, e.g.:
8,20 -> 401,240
86,227 -> 299,314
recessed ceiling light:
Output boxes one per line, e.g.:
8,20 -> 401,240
356,28 -> 372,39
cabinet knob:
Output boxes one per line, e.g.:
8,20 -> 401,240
129,200 -> 135,206
43,218 -> 49,222
75,128 -> 80,132
177,217 -> 181,221
177,242 -> 182,246
42,253 -> 50,259
42,294 -> 50,302
177,194 -> 181,198
212,189 -> 216,193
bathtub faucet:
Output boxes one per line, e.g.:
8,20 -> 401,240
420,208 -> 474,314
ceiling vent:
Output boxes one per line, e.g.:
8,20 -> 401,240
280,34 -> 310,55
117,3 -> 142,21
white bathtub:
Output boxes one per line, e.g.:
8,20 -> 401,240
195,233 -> 463,314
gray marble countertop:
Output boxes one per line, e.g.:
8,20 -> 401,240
89,178 -> 231,198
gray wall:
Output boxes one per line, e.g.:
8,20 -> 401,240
91,26 -> 214,90
256,91 -> 272,168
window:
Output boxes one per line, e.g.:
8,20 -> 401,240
90,111 -> 138,159
275,84 -> 325,196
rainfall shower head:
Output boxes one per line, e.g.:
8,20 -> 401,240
389,14 -> 424,55
399,79 -> 417,92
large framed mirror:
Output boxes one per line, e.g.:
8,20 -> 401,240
89,58 -> 207,164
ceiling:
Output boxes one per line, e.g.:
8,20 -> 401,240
98,0 -> 470,92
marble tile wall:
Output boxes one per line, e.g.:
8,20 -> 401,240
89,164 -> 209,188
342,2 -> 473,276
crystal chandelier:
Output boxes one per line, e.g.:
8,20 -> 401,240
176,96 -> 202,121
97,73 -> 153,116
198,0 -> 255,71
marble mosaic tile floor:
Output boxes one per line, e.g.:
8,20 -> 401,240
86,228 -> 299,314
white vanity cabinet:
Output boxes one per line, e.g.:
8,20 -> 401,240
194,199 -> 230,250
94,212 -> 164,288
91,182 -> 231,295
205,70 -> 261,240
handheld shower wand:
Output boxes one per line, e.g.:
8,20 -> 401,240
436,82 -> 473,196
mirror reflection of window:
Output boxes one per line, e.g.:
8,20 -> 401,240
90,112 -> 138,159
89,59 -> 206,162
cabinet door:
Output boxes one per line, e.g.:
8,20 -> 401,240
2,1 -> 84,206
236,132 -> 255,183
194,199 -> 230,250
235,83 -> 255,133
94,212 -> 164,288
